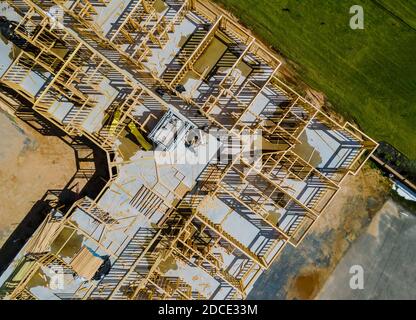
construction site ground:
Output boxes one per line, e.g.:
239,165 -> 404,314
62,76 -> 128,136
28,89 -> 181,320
0,106 -> 76,248
248,165 -> 400,299
317,199 -> 416,299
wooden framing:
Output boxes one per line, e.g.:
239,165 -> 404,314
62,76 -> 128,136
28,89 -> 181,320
0,0 -> 378,301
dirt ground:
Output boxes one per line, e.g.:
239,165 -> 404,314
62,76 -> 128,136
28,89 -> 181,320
287,167 -> 391,299
248,165 -> 392,300
0,106 -> 76,247
317,199 -> 416,299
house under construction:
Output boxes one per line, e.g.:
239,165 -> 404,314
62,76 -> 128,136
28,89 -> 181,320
0,0 -> 377,300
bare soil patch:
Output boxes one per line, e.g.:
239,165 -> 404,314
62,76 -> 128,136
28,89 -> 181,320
0,106 -> 76,247
285,166 -> 391,299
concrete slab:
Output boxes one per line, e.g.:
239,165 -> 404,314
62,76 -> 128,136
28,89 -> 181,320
318,200 -> 416,300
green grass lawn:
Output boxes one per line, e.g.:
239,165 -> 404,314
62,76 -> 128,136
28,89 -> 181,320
215,0 -> 416,159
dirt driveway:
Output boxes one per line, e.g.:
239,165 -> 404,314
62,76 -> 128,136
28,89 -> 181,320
248,165 -> 392,299
0,106 -> 76,247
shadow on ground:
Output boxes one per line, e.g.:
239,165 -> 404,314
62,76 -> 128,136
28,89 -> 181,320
0,86 -> 110,276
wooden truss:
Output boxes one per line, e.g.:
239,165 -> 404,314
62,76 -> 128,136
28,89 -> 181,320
0,0 -> 379,301
2,0 -> 169,153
